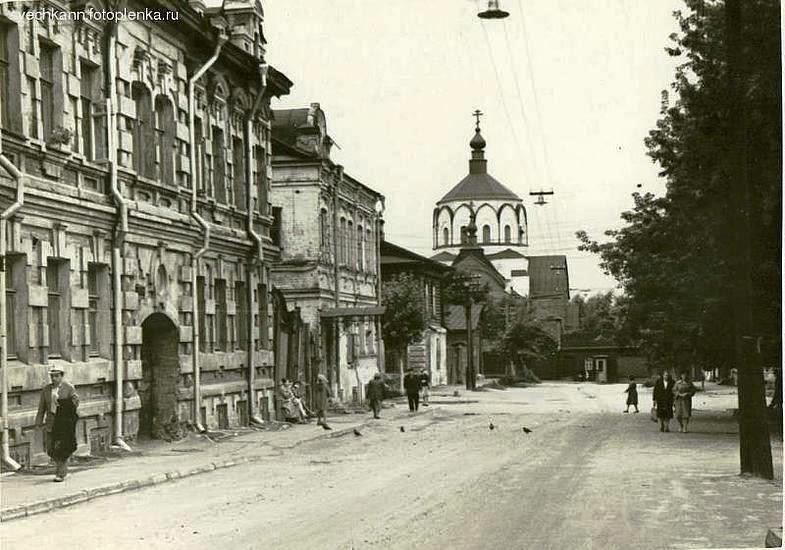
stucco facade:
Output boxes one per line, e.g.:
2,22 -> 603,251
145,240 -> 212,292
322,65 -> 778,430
0,0 -> 291,468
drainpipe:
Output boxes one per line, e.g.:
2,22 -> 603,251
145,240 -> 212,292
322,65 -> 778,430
105,23 -> 132,452
188,32 -> 227,433
0,127 -> 23,471
244,63 -> 268,426
332,166 -> 343,396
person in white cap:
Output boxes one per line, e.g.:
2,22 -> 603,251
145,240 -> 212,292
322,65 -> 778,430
35,368 -> 79,481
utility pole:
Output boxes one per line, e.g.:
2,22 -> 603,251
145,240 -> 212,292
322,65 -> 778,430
725,0 -> 773,479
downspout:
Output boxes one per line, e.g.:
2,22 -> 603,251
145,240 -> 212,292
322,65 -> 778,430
0,131 -> 23,471
245,63 -> 268,426
188,32 -> 227,433
106,22 -> 132,451
333,166 -> 343,397
375,207 -> 384,374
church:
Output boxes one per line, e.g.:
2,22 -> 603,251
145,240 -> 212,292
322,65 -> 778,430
430,113 -> 576,381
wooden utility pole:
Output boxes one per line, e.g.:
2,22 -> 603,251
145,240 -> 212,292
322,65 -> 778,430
465,300 -> 474,391
725,0 -> 773,479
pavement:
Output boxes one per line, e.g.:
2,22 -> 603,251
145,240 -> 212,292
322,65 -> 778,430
1,382 -> 781,550
0,399 -> 420,522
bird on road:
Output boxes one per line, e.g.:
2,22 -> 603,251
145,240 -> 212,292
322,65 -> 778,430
522,427 -> 533,434
353,429 -> 362,437
489,418 -> 495,431
400,426 -> 405,433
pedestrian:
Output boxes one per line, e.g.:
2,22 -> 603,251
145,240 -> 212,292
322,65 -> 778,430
403,368 -> 421,412
291,381 -> 312,421
652,371 -> 675,432
419,369 -> 431,407
673,371 -> 697,433
35,368 -> 80,482
314,374 -> 332,430
623,376 -> 639,413
367,372 -> 386,419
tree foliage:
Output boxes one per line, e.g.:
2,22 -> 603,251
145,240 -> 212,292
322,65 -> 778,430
569,292 -> 621,342
381,274 -> 426,352
577,0 -> 781,372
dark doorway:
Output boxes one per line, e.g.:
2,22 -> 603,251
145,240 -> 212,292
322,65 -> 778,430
140,313 -> 180,439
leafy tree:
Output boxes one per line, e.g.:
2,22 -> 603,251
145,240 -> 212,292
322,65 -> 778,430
500,314 -> 557,381
569,291 -> 620,342
381,274 -> 426,390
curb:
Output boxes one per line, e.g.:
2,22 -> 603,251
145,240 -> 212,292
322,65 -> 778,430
0,423 -> 364,523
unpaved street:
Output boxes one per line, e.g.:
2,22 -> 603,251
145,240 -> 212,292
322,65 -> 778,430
3,383 -> 781,550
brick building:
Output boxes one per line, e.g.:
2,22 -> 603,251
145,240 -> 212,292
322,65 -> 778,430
270,103 -> 384,404
0,0 -> 292,469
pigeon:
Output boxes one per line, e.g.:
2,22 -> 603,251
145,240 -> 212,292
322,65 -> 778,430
522,427 -> 533,434
353,429 -> 362,437
400,426 -> 405,433
489,418 -> 495,431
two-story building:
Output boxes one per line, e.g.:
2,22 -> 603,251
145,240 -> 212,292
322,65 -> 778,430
380,240 -> 450,386
270,103 -> 384,404
0,0 -> 291,469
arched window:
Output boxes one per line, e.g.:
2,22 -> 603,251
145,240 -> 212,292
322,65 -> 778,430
132,83 -> 154,178
482,225 -> 491,243
504,225 -> 511,243
232,136 -> 245,209
357,225 -> 364,271
339,217 -> 347,265
442,227 -> 449,246
347,220 -> 354,268
460,226 -> 467,244
366,228 -> 373,272
155,96 -> 176,186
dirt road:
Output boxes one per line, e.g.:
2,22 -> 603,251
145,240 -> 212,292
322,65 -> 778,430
3,383 -> 781,549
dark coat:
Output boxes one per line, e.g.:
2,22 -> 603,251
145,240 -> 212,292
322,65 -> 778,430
36,382 -> 79,432
367,378 -> 386,402
653,378 -> 675,419
624,382 -> 638,406
314,378 -> 332,412
403,372 -> 421,395
49,398 -> 79,462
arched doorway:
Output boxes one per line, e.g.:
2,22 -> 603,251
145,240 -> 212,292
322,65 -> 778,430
139,313 -> 180,439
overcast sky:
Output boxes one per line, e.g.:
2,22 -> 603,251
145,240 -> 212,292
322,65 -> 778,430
264,0 -> 684,296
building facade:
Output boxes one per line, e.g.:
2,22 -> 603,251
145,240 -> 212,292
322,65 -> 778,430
0,0 -> 292,468
380,240 -> 450,386
270,103 -> 384,404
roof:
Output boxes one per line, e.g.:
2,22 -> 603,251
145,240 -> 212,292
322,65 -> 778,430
380,241 -> 452,274
320,306 -> 385,318
445,304 -> 484,331
438,172 -> 521,204
528,255 -> 570,299
485,248 -> 526,260
452,248 -> 507,290
430,251 -> 457,263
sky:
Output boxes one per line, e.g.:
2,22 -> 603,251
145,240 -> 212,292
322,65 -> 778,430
263,0 -> 685,296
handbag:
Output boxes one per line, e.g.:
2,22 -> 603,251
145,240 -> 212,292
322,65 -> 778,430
650,406 -> 658,422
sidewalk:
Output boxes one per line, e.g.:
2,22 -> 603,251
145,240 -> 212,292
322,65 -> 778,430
0,401 -> 425,522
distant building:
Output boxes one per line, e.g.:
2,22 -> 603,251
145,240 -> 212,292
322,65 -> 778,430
558,334 -> 648,383
380,240 -> 450,386
527,255 -> 578,347
270,103 -> 384,404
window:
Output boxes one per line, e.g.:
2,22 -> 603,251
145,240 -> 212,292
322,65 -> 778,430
215,279 -> 227,351
27,76 -> 38,139
197,275 -> 206,352
504,225 -> 511,243
4,259 -> 15,358
442,227 -> 449,246
132,83 -> 155,178
347,220 -> 354,268
257,283 -> 268,349
460,226 -> 467,244
39,41 -> 59,140
232,137 -> 245,209
0,24 -> 21,132
320,208 -> 329,253
195,116 -> 205,192
87,266 -> 99,355
366,228 -> 373,272
339,218 -> 347,265
46,261 -> 63,357
236,281 -> 247,350
255,145 -> 266,215
212,127 -> 226,203
482,224 -> 491,243
155,96 -> 176,185
357,225 -> 363,271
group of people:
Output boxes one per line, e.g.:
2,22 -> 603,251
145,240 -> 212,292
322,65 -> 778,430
403,368 -> 431,413
278,375 -> 333,430
624,372 -> 697,433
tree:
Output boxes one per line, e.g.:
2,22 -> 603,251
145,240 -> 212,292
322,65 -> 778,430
500,308 -> 557,381
569,292 -> 620,342
578,0 -> 779,478
381,274 -> 427,392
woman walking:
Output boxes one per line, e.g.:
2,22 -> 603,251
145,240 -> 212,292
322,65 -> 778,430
673,371 -> 697,432
314,374 -> 332,430
652,371 -> 675,432
623,376 -> 639,413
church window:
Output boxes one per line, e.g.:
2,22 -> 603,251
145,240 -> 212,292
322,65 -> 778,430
482,225 -> 491,244
504,225 -> 512,243
442,227 -> 449,246
460,226 -> 468,244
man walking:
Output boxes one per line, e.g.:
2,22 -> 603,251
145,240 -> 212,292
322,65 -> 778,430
367,373 -> 386,419
419,368 -> 431,407
36,368 -> 79,482
403,368 -> 421,412
314,374 -> 332,430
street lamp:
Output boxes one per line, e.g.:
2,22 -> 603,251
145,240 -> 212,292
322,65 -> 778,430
478,0 -> 510,19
